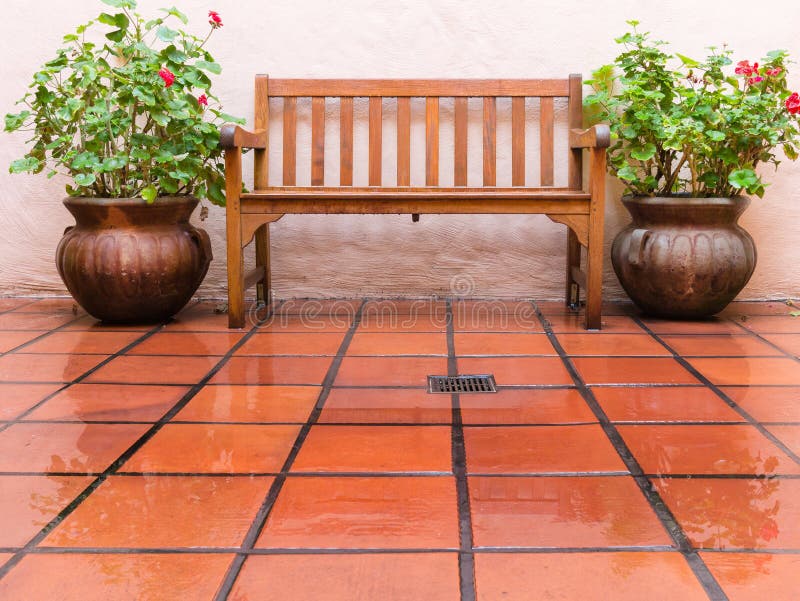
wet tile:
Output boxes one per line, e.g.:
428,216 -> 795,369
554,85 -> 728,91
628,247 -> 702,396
739,316 -> 800,334
544,315 -> 644,333
163,304 -> 241,332
661,335 -> 781,357
359,313 -> 449,332
593,387 -> 743,423
43,475 -> 273,548
362,298 -> 448,316
653,478 -> 800,549
457,357 -> 573,386
176,385 -> 320,423
722,387 -> 800,422
0,331 -> 48,353
474,552 -> 708,601
19,331 -> 143,355
210,357 -> 333,385
0,475 -> 92,546
0,553 -> 234,601
61,316 -> 153,332
452,312 -> 543,333
701,552 -> 800,601
0,354 -> 108,383
86,355 -> 218,385
469,476 -> 672,547
236,332 -> 345,356
254,316 -> 352,333
348,332 -> 448,356
0,384 -> 63,420
124,424 -> 301,473
557,333 -> 670,356
320,388 -> 452,424
0,313 -> 77,331
642,318 -> 744,335
0,423 -> 150,473
454,333 -> 555,356
573,357 -> 698,385
24,384 -> 189,422
257,476 -> 458,549
761,334 -> 800,357
128,332 -> 246,356
460,388 -> 595,424
465,425 -> 626,473
0,298 -> 33,312
335,357 -> 447,387
688,357 -> 800,386
618,425 -> 800,475
10,298 -> 84,314
765,426 -> 800,457
292,425 -> 452,473
229,553 -> 460,601
720,301 -> 800,316
278,299 -> 362,316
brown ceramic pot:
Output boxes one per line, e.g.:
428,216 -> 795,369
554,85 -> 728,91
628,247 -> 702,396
611,196 -> 756,319
56,196 -> 212,323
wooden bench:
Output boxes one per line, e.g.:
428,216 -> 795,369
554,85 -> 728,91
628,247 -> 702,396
221,75 -> 609,329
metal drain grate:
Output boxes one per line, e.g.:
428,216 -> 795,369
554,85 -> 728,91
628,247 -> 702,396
427,374 -> 497,394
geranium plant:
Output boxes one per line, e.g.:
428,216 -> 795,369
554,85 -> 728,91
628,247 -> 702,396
585,21 -> 800,198
4,0 -> 241,205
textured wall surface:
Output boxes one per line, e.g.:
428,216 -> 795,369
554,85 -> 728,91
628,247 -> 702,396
2,0 -> 799,300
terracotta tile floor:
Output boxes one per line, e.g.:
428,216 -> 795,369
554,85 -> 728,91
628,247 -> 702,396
0,297 -> 799,600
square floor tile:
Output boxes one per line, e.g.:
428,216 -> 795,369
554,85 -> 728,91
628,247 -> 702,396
320,388 -> 452,424
688,357 -> 800,386
617,425 -> 800,475
720,301 -> 800,316
469,475 -> 672,547
464,425 -> 626,473
457,357 -> 573,386
85,355 -> 217,385
175,385 -> 320,423
0,354 -> 108,383
0,331 -> 48,353
573,358 -> 699,385
257,476 -> 459,549
123,424 -> 301,473
362,299 -> 448,316
254,316 -> 352,333
278,299 -> 362,315
765,425 -> 800,457
653,478 -> 800,550
210,357 -> 333,385
358,313 -> 449,332
722,387 -> 800,422
42,475 -> 273,548
236,332 -> 346,356
474,552 -> 708,600
544,315 -> 644,333
24,384 -> 189,422
0,475 -> 92,546
0,423 -> 150,473
642,318 -> 745,335
11,298 -> 83,314
19,331 -> 143,355
292,425 -> 452,473
348,332 -> 448,356
229,553 -> 460,601
60,316 -> 152,332
0,298 -> 34,312
0,553 -> 234,601
661,335 -> 782,357
0,313 -> 77,331
335,357 -> 448,387
701,552 -> 800,601
163,305 -> 243,332
739,316 -> 800,334
0,384 -> 63,420
453,333 -> 555,356
593,387 -> 743,423
460,388 -> 596,425
557,333 -> 670,356
128,331 -> 246,356
761,334 -> 800,357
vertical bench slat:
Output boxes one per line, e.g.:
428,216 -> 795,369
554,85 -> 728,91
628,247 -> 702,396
397,97 -> 411,186
426,97 -> 439,186
540,97 -> 554,186
454,97 -> 468,187
311,97 -> 325,186
254,75 -> 269,189
282,97 -> 296,186
511,97 -> 525,186
568,73 -> 583,189
340,98 -> 354,186
369,97 -> 382,186
483,97 -> 496,186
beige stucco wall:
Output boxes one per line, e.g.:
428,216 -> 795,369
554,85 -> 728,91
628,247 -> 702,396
2,0 -> 799,300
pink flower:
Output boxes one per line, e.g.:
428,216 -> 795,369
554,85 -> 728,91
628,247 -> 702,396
208,10 -> 223,28
766,67 -> 782,76
786,92 -> 800,115
735,60 -> 754,76
197,94 -> 208,107
158,67 -> 175,88
748,76 -> 764,84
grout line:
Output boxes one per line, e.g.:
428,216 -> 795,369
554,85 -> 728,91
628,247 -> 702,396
727,318 -> 800,364
531,302 -> 729,601
211,299 -> 367,601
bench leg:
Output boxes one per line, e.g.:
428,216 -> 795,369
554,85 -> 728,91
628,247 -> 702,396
226,219 -> 245,329
585,147 -> 606,330
255,224 -> 271,306
565,229 -> 581,309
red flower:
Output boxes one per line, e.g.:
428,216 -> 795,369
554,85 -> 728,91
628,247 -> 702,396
197,94 -> 208,107
767,67 -> 782,76
208,10 -> 223,28
786,92 -> 800,115
735,60 -> 754,76
748,76 -> 764,85
158,67 -> 175,88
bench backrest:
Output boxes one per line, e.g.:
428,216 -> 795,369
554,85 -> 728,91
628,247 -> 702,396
253,76 -> 584,190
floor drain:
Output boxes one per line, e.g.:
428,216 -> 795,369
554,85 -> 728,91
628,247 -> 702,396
427,374 -> 497,394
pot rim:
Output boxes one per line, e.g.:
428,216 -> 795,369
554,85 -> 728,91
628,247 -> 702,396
62,195 -> 198,208
622,195 -> 750,206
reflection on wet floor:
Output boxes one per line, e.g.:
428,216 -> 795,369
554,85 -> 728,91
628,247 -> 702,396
0,297 -> 798,600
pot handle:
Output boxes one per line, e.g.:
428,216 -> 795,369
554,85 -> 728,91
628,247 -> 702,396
628,228 -> 652,267
188,228 -> 213,287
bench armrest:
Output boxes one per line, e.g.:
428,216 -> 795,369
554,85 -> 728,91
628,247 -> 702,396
569,125 -> 610,149
220,124 -> 268,150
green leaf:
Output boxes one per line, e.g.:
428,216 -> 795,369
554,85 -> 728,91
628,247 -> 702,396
728,169 -> 758,189
676,53 -> 699,68
706,130 -> 726,142
101,0 -> 136,8
141,185 -> 157,203
617,165 -> 639,182
105,29 -> 126,42
9,157 -> 40,173
74,173 -> 97,187
784,144 -> 798,161
4,111 -> 30,132
790,310 -> 800,317
630,143 -> 656,161
98,13 -> 118,26
157,26 -> 178,42
195,60 -> 222,75
160,7 -> 188,24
